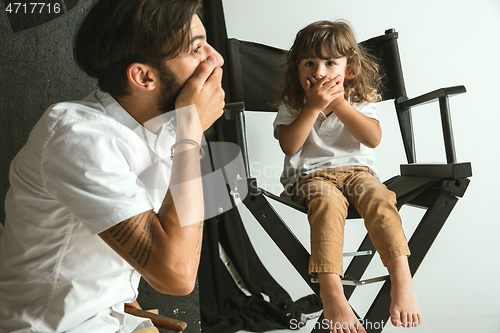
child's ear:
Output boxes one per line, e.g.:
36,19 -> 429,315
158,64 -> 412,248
345,64 -> 355,80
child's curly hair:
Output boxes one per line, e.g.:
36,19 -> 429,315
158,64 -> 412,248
276,20 -> 383,110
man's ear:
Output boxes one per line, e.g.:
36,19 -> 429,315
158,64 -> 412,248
126,63 -> 158,91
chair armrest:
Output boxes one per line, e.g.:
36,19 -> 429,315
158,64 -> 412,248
397,85 -> 466,110
223,102 -> 245,120
400,162 -> 472,179
396,85 -> 466,164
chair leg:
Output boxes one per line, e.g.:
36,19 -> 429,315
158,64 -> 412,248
343,234 -> 377,301
240,178 -> 469,333
361,180 -> 464,333
241,179 -> 320,296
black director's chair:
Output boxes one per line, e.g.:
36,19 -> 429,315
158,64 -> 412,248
222,29 -> 471,333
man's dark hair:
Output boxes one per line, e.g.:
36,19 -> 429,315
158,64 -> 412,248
74,0 -> 202,97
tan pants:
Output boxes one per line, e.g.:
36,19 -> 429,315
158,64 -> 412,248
291,166 -> 410,277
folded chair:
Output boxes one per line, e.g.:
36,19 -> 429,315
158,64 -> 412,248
222,29 -> 471,333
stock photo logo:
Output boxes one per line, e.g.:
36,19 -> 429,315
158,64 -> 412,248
127,111 -> 248,225
3,0 -> 81,32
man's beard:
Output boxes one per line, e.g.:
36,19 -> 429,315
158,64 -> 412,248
157,64 -> 183,114
155,63 -> 217,136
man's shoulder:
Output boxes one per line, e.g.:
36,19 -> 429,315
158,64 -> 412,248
19,91 -> 134,164
39,91 -> 134,139
47,91 -> 108,127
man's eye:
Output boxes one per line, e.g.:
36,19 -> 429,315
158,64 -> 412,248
192,46 -> 201,54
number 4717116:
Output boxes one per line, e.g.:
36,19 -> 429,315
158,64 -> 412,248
5,3 -> 61,14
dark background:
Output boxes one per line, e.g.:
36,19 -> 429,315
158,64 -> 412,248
0,0 -> 95,223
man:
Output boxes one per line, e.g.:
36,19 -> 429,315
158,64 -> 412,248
0,0 -> 224,331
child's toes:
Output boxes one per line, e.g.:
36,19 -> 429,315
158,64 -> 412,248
401,312 -> 410,327
405,312 -> 414,327
412,313 -> 422,327
390,309 -> 401,327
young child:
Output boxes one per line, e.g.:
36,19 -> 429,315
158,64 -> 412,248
273,20 -> 422,332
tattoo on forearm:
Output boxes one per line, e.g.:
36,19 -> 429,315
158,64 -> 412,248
130,214 -> 154,267
158,203 -> 172,215
105,213 -> 155,269
196,221 -> 204,255
101,233 -> 126,258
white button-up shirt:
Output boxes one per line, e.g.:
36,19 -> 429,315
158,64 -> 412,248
0,90 -> 174,332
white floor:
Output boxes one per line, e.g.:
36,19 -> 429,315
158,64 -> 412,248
237,317 -> 321,333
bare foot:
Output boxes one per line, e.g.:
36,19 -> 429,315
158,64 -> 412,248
386,256 -> 422,328
319,273 -> 366,333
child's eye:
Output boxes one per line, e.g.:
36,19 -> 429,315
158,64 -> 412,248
326,61 -> 335,66
305,61 -> 314,67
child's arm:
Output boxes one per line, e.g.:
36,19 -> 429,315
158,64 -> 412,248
278,105 -> 319,156
329,99 -> 382,148
279,75 -> 343,156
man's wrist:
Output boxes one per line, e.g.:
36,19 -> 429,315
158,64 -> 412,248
171,139 -> 205,160
175,105 -> 203,141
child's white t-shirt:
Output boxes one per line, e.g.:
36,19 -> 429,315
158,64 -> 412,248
273,101 -> 379,191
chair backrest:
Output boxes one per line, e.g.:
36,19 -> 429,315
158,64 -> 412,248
225,29 -> 407,110
360,29 -> 407,101
224,29 -> 417,166
225,38 -> 286,111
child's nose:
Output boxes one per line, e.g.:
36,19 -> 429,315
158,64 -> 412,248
313,66 -> 325,80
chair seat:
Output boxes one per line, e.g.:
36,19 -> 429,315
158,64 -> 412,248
259,187 -> 362,218
257,170 -> 450,220
259,187 -> 307,212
